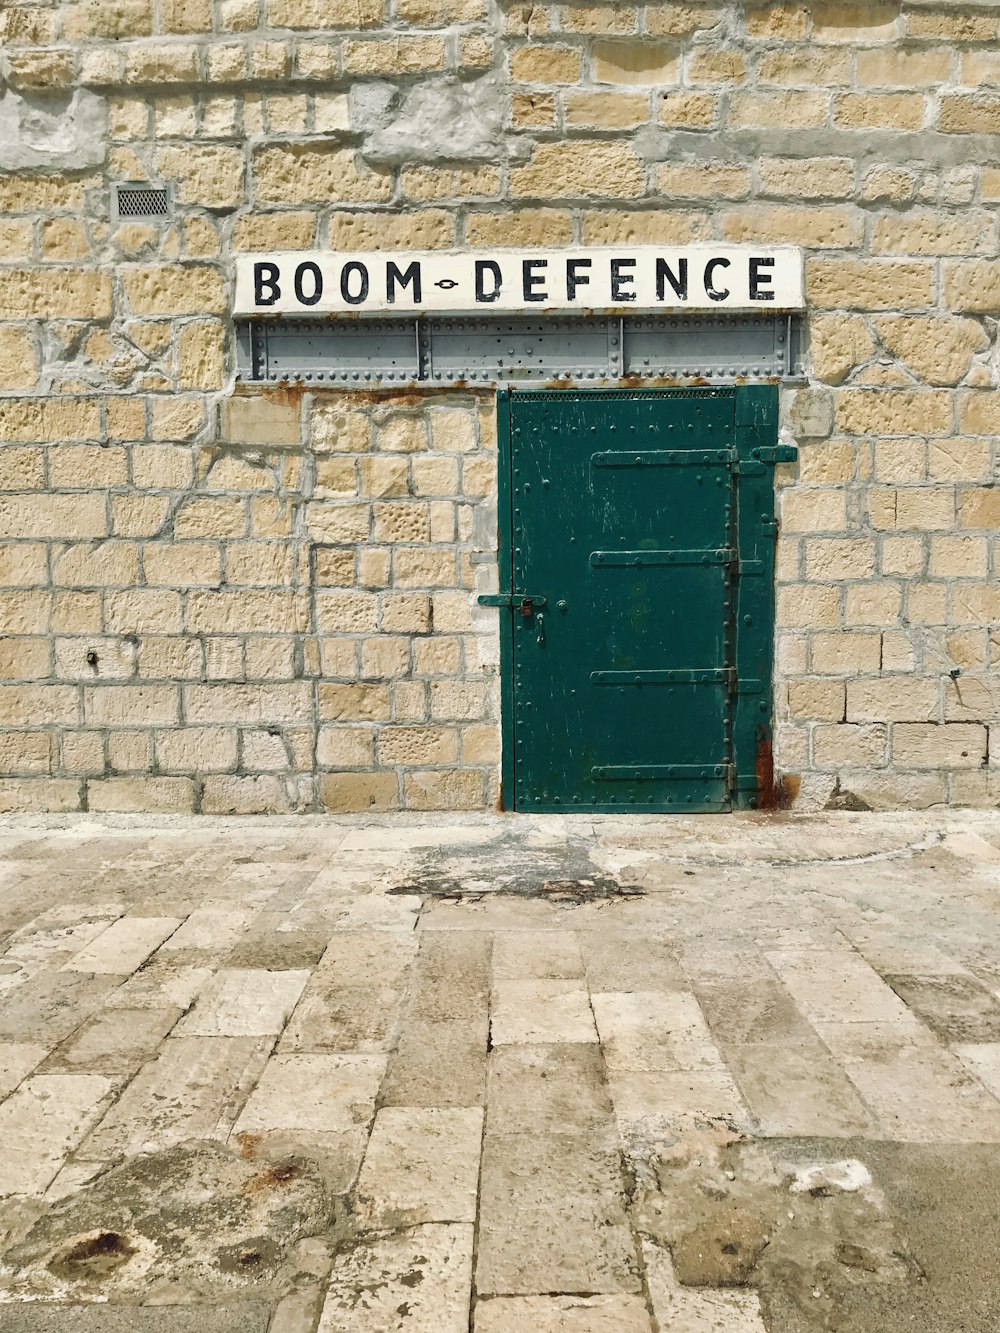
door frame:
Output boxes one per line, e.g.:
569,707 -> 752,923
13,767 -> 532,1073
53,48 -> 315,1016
494,385 -> 784,812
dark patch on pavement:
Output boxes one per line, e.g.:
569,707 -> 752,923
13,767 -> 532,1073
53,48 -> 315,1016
389,834 -> 642,902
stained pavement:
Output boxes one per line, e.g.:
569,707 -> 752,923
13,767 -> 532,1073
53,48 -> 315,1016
0,811 -> 998,1331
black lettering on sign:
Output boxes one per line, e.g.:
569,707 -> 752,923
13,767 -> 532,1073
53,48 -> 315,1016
254,261 -> 281,307
749,257 -> 775,302
387,260 -> 422,304
522,259 -> 548,303
704,257 -> 731,303
293,261 -> 323,307
656,257 -> 687,302
475,260 -> 502,303
566,258 -> 592,301
340,261 -> 369,306
611,258 -> 637,303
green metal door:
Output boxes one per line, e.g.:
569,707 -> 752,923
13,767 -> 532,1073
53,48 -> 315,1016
488,386 -> 786,813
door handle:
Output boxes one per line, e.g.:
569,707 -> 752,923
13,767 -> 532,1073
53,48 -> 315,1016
535,613 -> 546,646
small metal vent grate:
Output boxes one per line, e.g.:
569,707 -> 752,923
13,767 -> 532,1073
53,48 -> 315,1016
114,184 -> 170,220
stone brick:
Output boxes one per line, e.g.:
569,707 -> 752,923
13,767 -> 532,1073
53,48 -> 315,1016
397,0 -> 483,22
909,12 -> 996,41
757,49 -> 851,85
342,37 -> 445,74
267,0 -> 382,26
787,680 -> 845,721
808,260 -> 933,312
759,157 -> 854,200
403,768 -> 486,810
0,542 -> 48,587
929,536 -> 988,579
565,92 -> 649,130
875,209 -> 995,258
875,316 -> 988,387
959,489 -> 1000,530
320,771 -> 398,811
636,1 -> 714,32
509,45 -> 581,83
466,210 -> 573,247
836,391 -> 952,437
940,94 -> 1000,135
861,165 -> 915,203
745,2 -> 809,39
858,47 -> 954,87
892,724 -> 986,770
591,42 -> 677,85
318,682 -> 391,722
943,261 -> 1000,315
928,439 -> 990,484
0,493 -> 107,539
0,684 -> 78,727
253,146 -> 392,205
809,315 -> 875,385
582,210 -> 708,244
776,585 -> 840,628
201,774 -> 290,813
0,270 -> 112,321
847,679 -> 939,724
834,93 -> 926,130
123,266 -> 225,316
729,91 -> 830,129
811,632 -> 882,675
126,42 -> 200,82
805,538 -> 876,581
721,206 -> 863,249
659,91 -> 719,128
510,141 -> 644,199
232,212 -> 316,251
224,395 -> 300,447
656,163 -> 750,200
461,724 -> 500,764
382,594 -> 431,633
378,726 -> 458,765
957,393 -> 1000,436
781,490 -> 847,533
177,320 -> 226,390
158,146 -> 245,210
813,724 -> 887,769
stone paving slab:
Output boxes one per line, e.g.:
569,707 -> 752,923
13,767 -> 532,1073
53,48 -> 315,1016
176,968 -> 311,1037
317,1223 -> 474,1333
62,918 -> 182,975
473,1294 -> 654,1331
0,812 -> 998,1330
355,1107 -> 483,1227
0,1073 -> 115,1195
79,1035 -> 273,1158
0,1305 -> 271,1333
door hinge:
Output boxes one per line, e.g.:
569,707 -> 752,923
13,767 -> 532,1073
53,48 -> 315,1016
727,670 -> 765,695
477,593 -> 547,613
754,444 -> 798,464
727,553 -> 765,576
734,444 -> 798,476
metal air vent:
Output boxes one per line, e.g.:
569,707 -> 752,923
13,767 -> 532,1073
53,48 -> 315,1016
113,183 -> 171,221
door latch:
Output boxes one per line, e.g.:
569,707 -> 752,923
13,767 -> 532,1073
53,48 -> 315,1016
477,593 -> 547,613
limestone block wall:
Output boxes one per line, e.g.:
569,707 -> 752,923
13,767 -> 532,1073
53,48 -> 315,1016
1,0 -> 1000,812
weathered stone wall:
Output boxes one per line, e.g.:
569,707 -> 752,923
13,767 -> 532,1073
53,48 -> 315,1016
2,0 -> 1000,812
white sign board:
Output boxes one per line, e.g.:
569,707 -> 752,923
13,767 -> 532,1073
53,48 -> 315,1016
234,245 -> 804,317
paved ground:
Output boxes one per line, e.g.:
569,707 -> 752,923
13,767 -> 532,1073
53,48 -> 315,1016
0,811 -> 999,1331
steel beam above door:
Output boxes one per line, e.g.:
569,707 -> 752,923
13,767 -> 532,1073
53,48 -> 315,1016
236,314 -> 801,385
